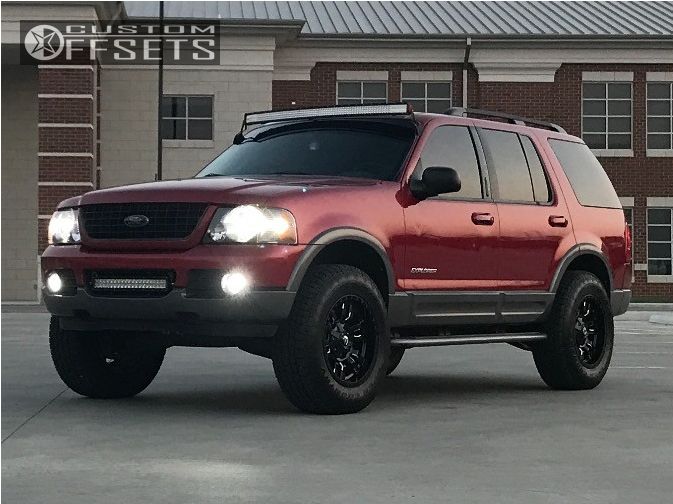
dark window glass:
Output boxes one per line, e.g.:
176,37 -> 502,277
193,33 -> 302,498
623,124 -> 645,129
363,82 -> 387,99
648,134 -> 672,149
337,82 -> 360,98
162,96 -> 185,117
549,139 -> 621,209
426,100 -> 451,113
649,209 -> 672,224
197,119 -> 415,181
188,97 -> 212,118
520,135 -> 551,203
649,226 -> 671,241
188,119 -> 212,140
647,83 -> 671,99
401,82 -> 425,97
479,129 -> 534,202
418,126 -> 482,199
161,96 -> 213,140
427,82 -> 451,98
161,119 -> 186,140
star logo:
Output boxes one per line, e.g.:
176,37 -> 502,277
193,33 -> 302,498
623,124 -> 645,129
24,25 -> 64,61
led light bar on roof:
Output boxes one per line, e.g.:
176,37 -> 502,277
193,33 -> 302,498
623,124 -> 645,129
243,103 -> 411,128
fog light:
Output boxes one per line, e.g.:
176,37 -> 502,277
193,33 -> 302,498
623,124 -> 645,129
220,272 -> 250,295
46,272 -> 63,294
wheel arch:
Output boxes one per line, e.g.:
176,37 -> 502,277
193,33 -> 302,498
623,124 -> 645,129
287,228 -> 395,299
551,245 -> 613,296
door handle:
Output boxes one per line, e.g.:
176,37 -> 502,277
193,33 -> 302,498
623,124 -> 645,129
471,212 -> 495,226
549,215 -> 568,227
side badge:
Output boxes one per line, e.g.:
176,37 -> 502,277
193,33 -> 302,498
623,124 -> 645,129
411,267 -> 438,274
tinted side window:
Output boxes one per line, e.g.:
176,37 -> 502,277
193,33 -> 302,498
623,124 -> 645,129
419,125 -> 482,199
549,139 -> 621,209
479,129 -> 534,202
520,135 -> 551,203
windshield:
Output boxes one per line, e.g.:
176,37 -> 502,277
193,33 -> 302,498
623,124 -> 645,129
196,119 -> 416,181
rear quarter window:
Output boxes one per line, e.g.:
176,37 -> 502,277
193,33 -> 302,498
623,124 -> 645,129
548,139 -> 621,209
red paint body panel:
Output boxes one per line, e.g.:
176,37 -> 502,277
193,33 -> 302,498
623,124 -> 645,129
44,112 -> 630,295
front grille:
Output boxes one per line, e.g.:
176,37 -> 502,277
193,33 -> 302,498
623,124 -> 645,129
80,203 -> 207,240
86,269 -> 175,297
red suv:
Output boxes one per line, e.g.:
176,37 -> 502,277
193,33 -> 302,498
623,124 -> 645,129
42,104 -> 632,414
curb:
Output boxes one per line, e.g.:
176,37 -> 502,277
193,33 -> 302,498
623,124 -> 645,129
649,314 -> 673,326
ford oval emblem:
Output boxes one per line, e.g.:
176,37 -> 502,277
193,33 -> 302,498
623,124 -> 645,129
124,214 -> 150,228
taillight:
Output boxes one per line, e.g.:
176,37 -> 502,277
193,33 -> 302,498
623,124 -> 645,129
624,220 -> 632,265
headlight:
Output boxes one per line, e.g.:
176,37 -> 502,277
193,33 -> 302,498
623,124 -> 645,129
206,205 -> 297,244
48,209 -> 81,245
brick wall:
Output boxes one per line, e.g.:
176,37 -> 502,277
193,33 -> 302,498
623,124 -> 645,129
38,65 -> 96,252
273,62 -> 673,301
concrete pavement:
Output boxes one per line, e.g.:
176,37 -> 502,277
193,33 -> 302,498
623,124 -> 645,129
2,312 -> 672,503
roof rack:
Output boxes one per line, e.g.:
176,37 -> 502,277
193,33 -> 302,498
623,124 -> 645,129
240,103 -> 412,132
445,107 -> 566,134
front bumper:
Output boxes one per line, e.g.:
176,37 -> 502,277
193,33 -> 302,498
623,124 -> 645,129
45,288 -> 295,343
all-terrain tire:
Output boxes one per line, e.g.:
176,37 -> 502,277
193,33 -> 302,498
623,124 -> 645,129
533,271 -> 614,390
387,346 -> 405,375
49,316 -> 166,398
272,264 -> 389,414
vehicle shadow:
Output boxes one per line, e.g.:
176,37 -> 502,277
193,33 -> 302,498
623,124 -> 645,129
58,373 -> 547,418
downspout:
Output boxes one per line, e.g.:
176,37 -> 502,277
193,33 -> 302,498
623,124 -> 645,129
156,1 -> 165,180
463,37 -> 472,108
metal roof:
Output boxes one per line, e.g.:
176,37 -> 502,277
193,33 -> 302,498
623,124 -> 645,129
124,1 -> 673,38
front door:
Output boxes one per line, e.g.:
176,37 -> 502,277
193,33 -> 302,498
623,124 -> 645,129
403,124 -> 501,324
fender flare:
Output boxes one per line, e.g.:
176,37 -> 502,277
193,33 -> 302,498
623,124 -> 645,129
286,228 -> 396,294
550,244 -> 613,293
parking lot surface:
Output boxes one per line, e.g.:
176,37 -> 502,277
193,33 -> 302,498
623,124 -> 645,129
2,312 -> 672,503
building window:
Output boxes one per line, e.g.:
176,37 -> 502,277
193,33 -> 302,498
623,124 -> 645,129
401,82 -> 452,113
582,82 -> 632,151
647,207 -> 672,279
161,95 -> 213,140
337,82 -> 387,105
647,81 -> 673,151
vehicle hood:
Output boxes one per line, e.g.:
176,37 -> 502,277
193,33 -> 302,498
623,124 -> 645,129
58,175 -> 382,208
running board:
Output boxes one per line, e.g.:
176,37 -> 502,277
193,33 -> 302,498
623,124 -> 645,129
390,332 -> 546,348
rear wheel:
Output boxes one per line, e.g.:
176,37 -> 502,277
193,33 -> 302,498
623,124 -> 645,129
533,271 -> 613,390
49,316 -> 165,398
272,265 -> 389,414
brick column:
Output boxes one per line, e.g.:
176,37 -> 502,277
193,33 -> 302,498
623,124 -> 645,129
37,65 -> 96,253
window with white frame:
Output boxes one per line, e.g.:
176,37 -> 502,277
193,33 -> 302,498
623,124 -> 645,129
582,82 -> 632,150
647,81 -> 673,151
337,81 -> 387,105
647,207 -> 672,278
401,82 -> 452,113
161,95 -> 213,140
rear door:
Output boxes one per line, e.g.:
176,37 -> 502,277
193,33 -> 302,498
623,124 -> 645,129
477,128 -> 574,292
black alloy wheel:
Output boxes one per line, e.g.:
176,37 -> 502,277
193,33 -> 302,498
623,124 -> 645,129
323,295 -> 377,386
574,296 -> 606,367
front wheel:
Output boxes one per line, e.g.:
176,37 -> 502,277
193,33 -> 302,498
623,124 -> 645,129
49,316 -> 165,398
272,265 -> 389,414
533,271 -> 614,390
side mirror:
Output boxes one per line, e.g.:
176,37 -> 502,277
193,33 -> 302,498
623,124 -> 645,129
410,167 -> 462,200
